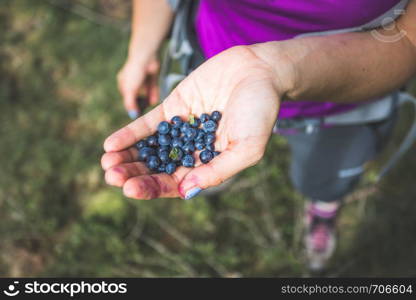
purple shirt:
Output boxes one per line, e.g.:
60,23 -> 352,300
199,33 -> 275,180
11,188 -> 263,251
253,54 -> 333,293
195,0 -> 401,119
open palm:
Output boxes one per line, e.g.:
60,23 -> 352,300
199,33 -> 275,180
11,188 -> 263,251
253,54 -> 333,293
101,46 -> 281,200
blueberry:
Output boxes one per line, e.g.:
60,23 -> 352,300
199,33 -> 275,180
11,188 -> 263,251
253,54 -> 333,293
158,121 -> 171,135
158,150 -> 170,163
196,130 -> 205,141
204,133 -> 215,145
157,164 -> 166,173
183,141 -> 195,154
200,113 -> 210,123
165,162 -> 177,174
185,127 -> 197,140
193,119 -> 201,128
189,115 -> 200,128
138,147 -> 156,161
195,140 -> 205,150
158,145 -> 170,156
180,122 -> 191,133
171,137 -> 184,148
137,112 -> 222,173
203,120 -> 217,132
146,155 -> 160,170
158,134 -> 171,146
206,143 -> 215,151
170,128 -> 180,137
182,154 -> 195,168
200,150 -> 214,164
182,135 -> 193,143
147,135 -> 158,147
136,140 -> 148,150
171,116 -> 183,128
169,147 -> 184,162
211,111 -> 222,122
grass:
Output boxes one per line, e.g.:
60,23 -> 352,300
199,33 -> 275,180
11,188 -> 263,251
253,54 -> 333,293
1,0 -> 415,277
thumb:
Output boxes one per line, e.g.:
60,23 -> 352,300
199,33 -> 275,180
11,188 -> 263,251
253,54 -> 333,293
178,144 -> 262,200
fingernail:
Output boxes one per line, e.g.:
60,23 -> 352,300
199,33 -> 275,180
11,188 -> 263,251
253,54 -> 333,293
184,187 -> 202,200
128,110 -> 139,120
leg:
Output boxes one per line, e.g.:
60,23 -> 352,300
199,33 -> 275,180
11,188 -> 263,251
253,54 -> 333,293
286,124 -> 378,202
282,115 -> 396,270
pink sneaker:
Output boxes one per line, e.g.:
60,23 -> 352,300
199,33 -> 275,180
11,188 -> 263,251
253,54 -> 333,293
304,202 -> 338,271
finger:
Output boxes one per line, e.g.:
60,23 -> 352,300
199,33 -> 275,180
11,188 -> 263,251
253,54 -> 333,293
101,147 -> 138,170
146,59 -> 160,105
104,91 -> 190,152
105,162 -> 150,187
118,74 -> 142,118
122,91 -> 140,120
147,73 -> 160,105
137,95 -> 149,112
178,143 -> 262,200
123,173 -> 182,200
147,59 -> 159,74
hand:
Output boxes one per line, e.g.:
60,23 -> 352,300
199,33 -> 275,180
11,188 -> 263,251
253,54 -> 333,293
102,46 -> 284,200
117,55 -> 160,119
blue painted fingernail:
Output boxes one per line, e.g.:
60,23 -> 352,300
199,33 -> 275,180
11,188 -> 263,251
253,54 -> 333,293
184,187 -> 202,200
128,110 -> 139,120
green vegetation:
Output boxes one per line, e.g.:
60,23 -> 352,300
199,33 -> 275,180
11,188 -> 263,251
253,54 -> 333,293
1,0 -> 415,277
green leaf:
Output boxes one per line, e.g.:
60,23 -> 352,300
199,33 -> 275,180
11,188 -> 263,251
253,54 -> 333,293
169,147 -> 179,160
189,114 -> 196,125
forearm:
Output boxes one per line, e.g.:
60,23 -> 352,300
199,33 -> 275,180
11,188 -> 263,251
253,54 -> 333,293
250,20 -> 416,103
127,0 -> 173,63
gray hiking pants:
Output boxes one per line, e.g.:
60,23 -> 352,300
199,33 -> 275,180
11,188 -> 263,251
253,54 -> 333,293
282,115 -> 396,202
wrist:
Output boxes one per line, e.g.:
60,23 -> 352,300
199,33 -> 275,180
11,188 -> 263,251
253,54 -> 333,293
127,38 -> 157,66
126,51 -> 153,68
247,42 -> 297,101
126,53 -> 151,68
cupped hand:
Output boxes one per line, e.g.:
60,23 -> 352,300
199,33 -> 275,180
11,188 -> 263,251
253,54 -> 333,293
117,55 -> 160,119
103,46 -> 282,200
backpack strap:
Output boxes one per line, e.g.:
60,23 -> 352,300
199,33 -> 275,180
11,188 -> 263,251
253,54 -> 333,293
296,0 -> 409,39
323,94 -> 396,126
160,0 -> 203,100
377,92 -> 416,181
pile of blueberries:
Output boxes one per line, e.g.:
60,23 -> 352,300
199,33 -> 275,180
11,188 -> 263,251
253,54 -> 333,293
135,111 -> 222,174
